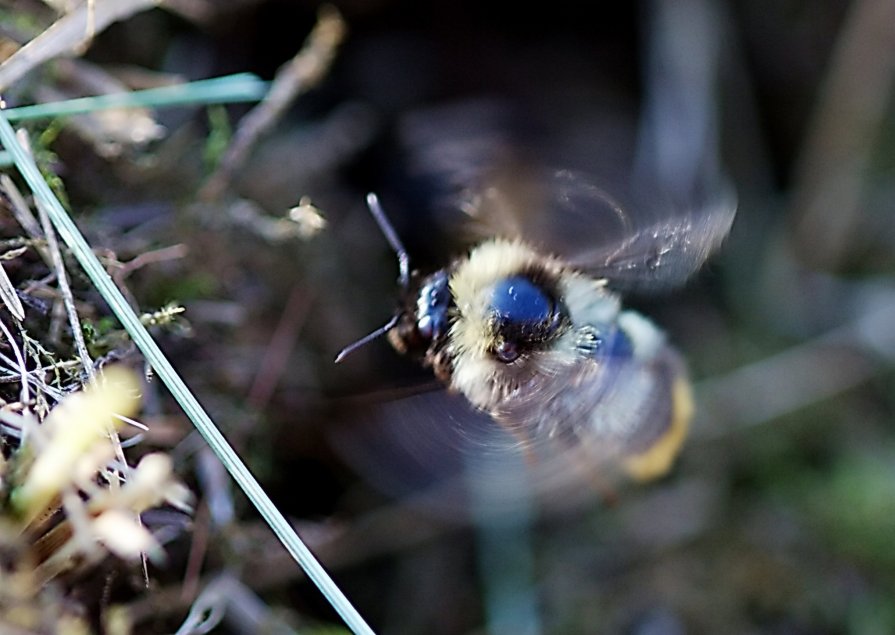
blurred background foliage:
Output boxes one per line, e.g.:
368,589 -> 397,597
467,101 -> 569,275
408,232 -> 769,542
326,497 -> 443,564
1,0 -> 894,633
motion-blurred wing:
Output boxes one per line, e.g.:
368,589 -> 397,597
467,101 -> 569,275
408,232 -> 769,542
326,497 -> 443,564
563,177 -> 737,292
492,337 -> 688,481
327,378 -> 644,519
400,103 -> 735,293
328,388 -> 544,520
459,166 -> 737,293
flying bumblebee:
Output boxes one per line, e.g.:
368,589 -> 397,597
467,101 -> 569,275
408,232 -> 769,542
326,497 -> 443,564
335,156 -> 736,506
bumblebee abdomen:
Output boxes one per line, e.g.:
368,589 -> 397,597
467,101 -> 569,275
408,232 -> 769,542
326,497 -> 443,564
622,373 -> 693,481
591,313 -> 692,480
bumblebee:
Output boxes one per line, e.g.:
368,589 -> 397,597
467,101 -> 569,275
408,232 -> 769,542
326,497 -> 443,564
337,164 -> 735,491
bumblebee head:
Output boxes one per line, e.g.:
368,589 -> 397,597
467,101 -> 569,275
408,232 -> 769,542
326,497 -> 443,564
483,274 -> 566,363
446,240 -> 574,406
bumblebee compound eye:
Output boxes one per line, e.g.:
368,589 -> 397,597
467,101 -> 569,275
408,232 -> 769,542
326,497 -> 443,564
488,275 -> 563,362
415,270 -> 451,342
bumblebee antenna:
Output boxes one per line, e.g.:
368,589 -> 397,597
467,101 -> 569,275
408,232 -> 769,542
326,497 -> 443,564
366,192 -> 410,287
334,193 -> 410,363
334,313 -> 400,363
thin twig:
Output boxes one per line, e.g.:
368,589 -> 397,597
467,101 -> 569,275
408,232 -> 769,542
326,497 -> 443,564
181,501 -> 210,602
199,7 -> 347,201
0,318 -> 31,410
246,285 -> 312,413
790,0 -> 895,269
0,0 -> 160,91
0,173 -> 53,265
111,244 -> 189,281
103,243 -> 189,309
0,260 -> 25,321
35,198 -> 94,380
0,346 -> 72,399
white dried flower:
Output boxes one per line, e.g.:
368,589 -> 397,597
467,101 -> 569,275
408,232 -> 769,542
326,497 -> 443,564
14,366 -> 140,522
92,510 -> 160,562
287,196 -> 327,238
88,452 -> 194,515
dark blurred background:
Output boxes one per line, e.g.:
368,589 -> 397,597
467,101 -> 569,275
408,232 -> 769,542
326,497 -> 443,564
3,0 -> 895,633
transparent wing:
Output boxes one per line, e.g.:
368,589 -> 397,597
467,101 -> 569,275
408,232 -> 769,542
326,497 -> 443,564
327,383 -> 647,519
400,103 -> 735,293
327,389 -> 544,520
457,166 -> 737,293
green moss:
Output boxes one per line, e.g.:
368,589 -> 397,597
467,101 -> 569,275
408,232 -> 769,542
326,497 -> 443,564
800,450 -> 895,569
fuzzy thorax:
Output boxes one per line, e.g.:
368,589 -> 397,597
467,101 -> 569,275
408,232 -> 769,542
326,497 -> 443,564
447,238 -> 619,411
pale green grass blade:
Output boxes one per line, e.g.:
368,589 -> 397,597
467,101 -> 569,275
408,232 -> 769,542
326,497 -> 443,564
0,113 -> 374,635
3,73 -> 270,122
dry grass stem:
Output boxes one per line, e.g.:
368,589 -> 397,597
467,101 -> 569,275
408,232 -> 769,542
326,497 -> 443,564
200,6 -> 347,200
791,0 -> 895,268
0,0 -> 161,91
